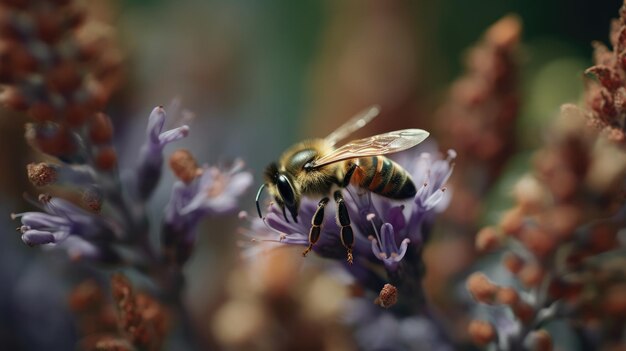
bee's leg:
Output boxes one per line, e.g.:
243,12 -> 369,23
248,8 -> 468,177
341,163 -> 359,187
334,190 -> 354,264
303,197 -> 329,257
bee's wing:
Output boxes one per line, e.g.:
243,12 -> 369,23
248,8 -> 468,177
309,129 -> 429,168
325,105 -> 381,147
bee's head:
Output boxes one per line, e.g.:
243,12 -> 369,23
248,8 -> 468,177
256,162 -> 300,223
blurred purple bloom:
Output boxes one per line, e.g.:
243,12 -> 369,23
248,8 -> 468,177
165,159 -> 253,227
135,105 -> 190,200
13,197 -> 120,262
346,297 -> 454,351
163,160 -> 253,264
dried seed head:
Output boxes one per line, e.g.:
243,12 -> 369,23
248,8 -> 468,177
518,263 -> 544,288
68,279 -> 103,312
467,272 -> 499,304
499,207 -> 524,236
64,104 -> 90,126
475,226 -> 501,252
485,14 -> 521,49
169,149 -> 200,184
524,329 -> 553,351
519,226 -> 556,258
502,251 -> 524,274
46,61 -> 82,94
468,320 -> 496,346
513,301 -> 535,323
26,163 -> 57,187
89,112 -> 114,144
25,124 -> 76,157
28,102 -> 57,122
374,283 -> 398,308
512,175 -> 546,213
95,146 -> 117,171
496,286 -> 519,305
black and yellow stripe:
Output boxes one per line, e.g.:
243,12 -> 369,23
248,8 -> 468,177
350,156 -> 416,199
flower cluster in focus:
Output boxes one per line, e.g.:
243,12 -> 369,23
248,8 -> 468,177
247,146 -> 455,344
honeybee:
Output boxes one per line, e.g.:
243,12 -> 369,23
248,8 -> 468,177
256,105 -> 429,264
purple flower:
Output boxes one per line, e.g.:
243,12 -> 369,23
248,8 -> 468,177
252,146 -> 455,278
163,159 -> 253,265
13,197 -> 120,262
13,103 -> 229,268
368,218 -> 411,271
135,104 -> 190,200
165,159 -> 253,227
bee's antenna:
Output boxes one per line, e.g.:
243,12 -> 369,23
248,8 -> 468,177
255,184 -> 266,218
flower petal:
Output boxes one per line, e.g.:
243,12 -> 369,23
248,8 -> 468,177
22,230 -> 56,245
158,125 -> 189,145
147,106 -> 166,143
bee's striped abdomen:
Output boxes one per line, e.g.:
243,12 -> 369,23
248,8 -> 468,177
351,156 -> 416,199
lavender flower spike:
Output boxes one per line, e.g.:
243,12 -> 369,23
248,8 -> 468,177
135,106 -> 190,200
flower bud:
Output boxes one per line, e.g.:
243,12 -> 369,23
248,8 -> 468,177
468,320 -> 496,346
89,112 -> 114,144
467,272 -> 499,304
524,329 -> 552,351
502,251 -> 524,274
496,286 -> 519,305
476,226 -> 501,252
26,163 -> 57,187
374,283 -> 398,308
169,149 -> 200,184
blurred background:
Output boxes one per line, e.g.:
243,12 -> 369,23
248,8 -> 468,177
0,0 -> 623,349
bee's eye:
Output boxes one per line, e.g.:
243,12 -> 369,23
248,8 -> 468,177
276,174 -> 296,206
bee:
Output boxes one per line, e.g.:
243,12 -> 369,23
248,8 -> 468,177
255,105 -> 429,264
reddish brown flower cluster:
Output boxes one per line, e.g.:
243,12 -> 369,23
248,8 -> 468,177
111,273 -> 169,351
467,106 -> 626,348
0,0 -> 122,168
426,16 -> 523,340
583,0 -> 626,143
474,274 -> 536,322
436,14 -> 521,185
70,276 -> 169,351
69,280 -> 126,351
69,276 -> 169,351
